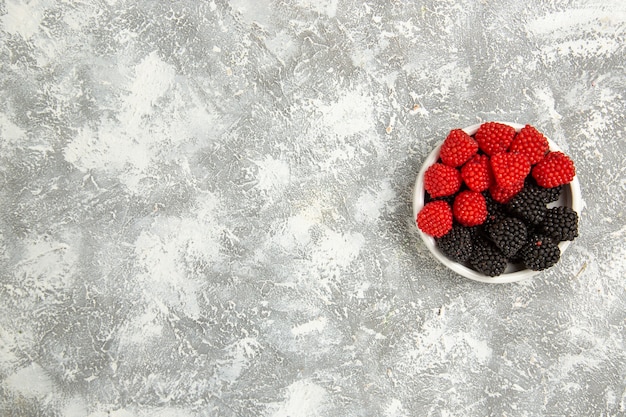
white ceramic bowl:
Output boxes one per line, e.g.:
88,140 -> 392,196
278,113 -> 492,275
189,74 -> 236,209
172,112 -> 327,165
413,122 -> 582,283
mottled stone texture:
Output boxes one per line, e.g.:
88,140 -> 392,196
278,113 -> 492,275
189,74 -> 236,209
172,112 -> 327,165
0,0 -> 625,416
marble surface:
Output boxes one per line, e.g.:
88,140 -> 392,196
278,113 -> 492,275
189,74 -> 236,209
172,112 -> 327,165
1,0 -> 625,416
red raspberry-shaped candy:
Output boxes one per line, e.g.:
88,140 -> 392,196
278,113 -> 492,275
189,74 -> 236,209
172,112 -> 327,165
490,152 -> 531,190
440,129 -> 478,167
461,154 -> 492,192
488,181 -> 524,204
532,151 -> 576,188
424,163 -> 461,198
474,122 -> 516,156
509,125 -> 549,165
453,191 -> 487,226
417,200 -> 453,238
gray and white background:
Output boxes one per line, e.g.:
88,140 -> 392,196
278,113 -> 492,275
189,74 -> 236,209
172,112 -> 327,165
1,0 -> 625,416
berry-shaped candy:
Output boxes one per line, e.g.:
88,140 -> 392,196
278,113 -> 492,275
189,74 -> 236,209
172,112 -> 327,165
520,234 -> 561,271
487,217 -> 528,258
461,154 -> 492,192
436,225 -> 473,263
470,238 -> 508,277
541,206 -> 579,242
490,152 -> 531,190
507,186 -> 548,225
440,129 -> 478,167
417,200 -> 453,238
453,191 -> 487,227
524,178 -> 563,204
532,151 -> 576,188
424,163 -> 462,198
483,192 -> 508,229
475,122 -> 516,156
542,185 -> 563,204
488,181 -> 524,204
509,125 -> 549,165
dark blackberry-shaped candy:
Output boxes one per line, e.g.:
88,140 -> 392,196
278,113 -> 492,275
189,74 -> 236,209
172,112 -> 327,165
542,185 -> 563,204
525,177 -> 562,204
467,224 -> 486,242
470,238 -> 508,277
487,217 -> 528,258
541,206 -> 578,241
520,234 -> 561,271
436,225 -> 473,263
507,186 -> 547,225
483,192 -> 507,226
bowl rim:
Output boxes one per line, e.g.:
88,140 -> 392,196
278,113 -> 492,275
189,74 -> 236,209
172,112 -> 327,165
413,121 -> 583,284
